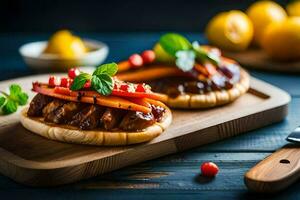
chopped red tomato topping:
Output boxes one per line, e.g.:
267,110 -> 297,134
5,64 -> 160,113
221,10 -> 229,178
128,54 -> 143,68
141,50 -> 155,64
68,68 -> 80,79
48,76 -> 60,87
84,80 -> 91,88
119,84 -> 129,91
60,77 -> 70,88
135,84 -> 146,92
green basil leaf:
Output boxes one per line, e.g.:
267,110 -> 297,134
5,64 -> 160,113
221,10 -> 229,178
2,99 -> 18,114
71,73 -> 92,90
93,62 -> 118,76
91,75 -> 102,93
9,84 -> 22,99
159,33 -> 192,57
91,74 -> 113,96
8,84 -> 28,106
175,50 -> 196,72
9,84 -> 22,94
0,96 -> 6,107
16,92 -> 29,105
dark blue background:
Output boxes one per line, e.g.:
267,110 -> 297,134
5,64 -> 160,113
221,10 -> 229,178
1,0 -> 288,32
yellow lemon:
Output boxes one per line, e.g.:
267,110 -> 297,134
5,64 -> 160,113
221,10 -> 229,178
63,36 -> 87,58
153,43 -> 175,63
261,17 -> 300,61
44,30 -> 73,54
44,30 -> 87,58
246,0 -> 287,46
287,1 -> 300,16
205,10 -> 253,51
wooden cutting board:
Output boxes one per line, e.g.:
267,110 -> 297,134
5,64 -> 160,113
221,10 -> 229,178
0,74 -> 290,186
224,49 -> 300,73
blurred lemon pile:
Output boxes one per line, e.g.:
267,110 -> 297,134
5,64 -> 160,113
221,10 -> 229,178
44,30 -> 87,59
205,0 -> 300,61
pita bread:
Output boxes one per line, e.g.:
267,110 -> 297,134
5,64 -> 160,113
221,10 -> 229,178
166,68 -> 250,108
20,107 -> 172,146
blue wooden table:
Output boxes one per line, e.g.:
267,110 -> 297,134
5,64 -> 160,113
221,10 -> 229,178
0,33 -> 300,200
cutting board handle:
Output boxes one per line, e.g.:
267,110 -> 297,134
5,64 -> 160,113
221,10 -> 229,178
244,145 -> 300,193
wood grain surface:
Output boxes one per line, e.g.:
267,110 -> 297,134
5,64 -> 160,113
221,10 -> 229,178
224,49 -> 300,73
0,74 -> 290,186
0,32 -> 300,200
245,144 -> 300,193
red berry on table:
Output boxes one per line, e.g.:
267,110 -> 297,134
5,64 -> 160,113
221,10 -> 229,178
68,68 -> 80,79
128,54 -> 143,68
141,50 -> 155,64
48,76 -> 60,87
136,84 -> 146,92
84,80 -> 91,88
200,162 -> 219,177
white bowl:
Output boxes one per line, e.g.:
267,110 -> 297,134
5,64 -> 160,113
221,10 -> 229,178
19,39 -> 109,71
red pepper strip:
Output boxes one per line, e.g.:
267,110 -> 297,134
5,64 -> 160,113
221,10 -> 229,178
221,57 -> 237,64
111,90 -> 168,102
204,62 -> 218,76
118,60 -> 132,72
33,83 -> 151,113
116,65 -> 189,82
124,97 -> 151,109
53,85 -> 168,102
54,86 -> 71,95
194,63 -> 209,76
145,98 -> 168,109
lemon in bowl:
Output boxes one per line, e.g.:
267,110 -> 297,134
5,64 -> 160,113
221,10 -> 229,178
19,30 -> 108,71
261,17 -> 300,61
246,0 -> 287,46
44,30 -> 87,58
205,10 -> 253,51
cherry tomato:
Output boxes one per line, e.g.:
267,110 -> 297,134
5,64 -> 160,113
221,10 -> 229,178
60,77 -> 72,88
200,162 -> 219,177
120,84 -> 129,91
48,76 -> 60,87
141,50 -> 155,64
128,54 -> 143,68
135,84 -> 146,92
68,68 -> 80,79
84,80 -> 91,88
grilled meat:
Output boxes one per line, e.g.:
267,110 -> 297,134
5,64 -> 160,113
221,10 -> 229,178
27,94 -> 165,131
43,99 -> 65,122
27,94 -> 53,117
151,105 -> 165,121
69,105 -> 104,130
78,105 -> 103,130
119,111 -> 155,131
50,102 -> 83,124
101,108 -> 126,130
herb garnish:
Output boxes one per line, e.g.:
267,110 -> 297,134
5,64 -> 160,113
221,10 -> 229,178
159,33 -> 220,72
71,63 -> 118,95
0,84 -> 28,114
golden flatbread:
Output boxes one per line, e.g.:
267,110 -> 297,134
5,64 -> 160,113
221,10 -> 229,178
20,107 -> 172,146
167,69 -> 250,108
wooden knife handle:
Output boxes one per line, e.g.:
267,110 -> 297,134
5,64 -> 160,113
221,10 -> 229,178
244,146 -> 300,193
